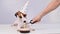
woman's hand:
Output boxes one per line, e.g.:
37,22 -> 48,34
30,15 -> 42,24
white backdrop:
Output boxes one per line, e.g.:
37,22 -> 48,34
0,0 -> 60,24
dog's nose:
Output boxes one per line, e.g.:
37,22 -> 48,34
23,20 -> 26,23
19,16 -> 22,18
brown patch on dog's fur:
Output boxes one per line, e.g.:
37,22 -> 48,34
15,11 -> 27,18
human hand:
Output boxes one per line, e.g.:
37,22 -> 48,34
30,15 -> 42,24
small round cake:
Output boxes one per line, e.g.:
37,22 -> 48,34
18,28 -> 30,33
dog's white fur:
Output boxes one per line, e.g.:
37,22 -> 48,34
12,0 -> 30,30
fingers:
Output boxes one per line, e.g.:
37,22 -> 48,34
30,20 -> 34,24
30,20 -> 38,24
30,17 -> 41,24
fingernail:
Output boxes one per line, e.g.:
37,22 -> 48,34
30,20 -> 35,24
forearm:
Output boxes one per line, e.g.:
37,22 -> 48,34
39,0 -> 60,18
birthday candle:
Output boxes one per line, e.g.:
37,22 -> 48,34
20,0 -> 30,14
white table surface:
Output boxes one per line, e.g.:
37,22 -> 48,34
0,24 -> 60,34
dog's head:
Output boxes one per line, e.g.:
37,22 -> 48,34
15,11 -> 27,23
15,11 -> 27,18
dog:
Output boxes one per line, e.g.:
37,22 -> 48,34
12,10 -> 27,27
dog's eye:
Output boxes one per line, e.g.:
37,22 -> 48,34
23,14 -> 27,17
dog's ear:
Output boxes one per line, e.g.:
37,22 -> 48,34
15,12 -> 18,17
